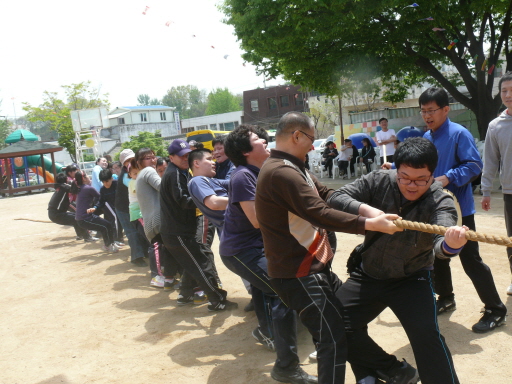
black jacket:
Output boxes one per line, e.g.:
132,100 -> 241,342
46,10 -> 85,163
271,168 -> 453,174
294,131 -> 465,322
115,168 -> 130,213
328,170 -> 458,279
160,163 -> 197,237
48,183 -> 72,213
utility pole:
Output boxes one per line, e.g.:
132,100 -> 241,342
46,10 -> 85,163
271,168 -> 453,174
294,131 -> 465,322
338,93 -> 344,142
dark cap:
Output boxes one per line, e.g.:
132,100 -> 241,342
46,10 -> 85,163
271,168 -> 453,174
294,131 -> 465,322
168,139 -> 191,156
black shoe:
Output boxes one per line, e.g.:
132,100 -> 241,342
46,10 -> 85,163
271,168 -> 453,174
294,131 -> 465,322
472,309 -> 506,333
252,327 -> 275,351
176,294 -> 194,305
436,297 -> 456,315
131,258 -> 147,267
76,236 -> 84,241
271,365 -> 318,384
244,299 -> 255,312
377,359 -> 419,384
208,299 -> 238,312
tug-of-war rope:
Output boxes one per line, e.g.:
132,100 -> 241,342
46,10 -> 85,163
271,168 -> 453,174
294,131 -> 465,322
393,219 -> 512,248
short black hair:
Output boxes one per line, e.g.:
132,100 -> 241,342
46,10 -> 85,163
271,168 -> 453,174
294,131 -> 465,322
418,87 -> 449,108
394,137 -> 438,174
276,112 -> 313,137
99,169 -> 113,182
188,148 -> 212,169
55,172 -> 67,187
224,125 -> 269,167
112,161 -> 122,168
378,117 -> 388,123
135,148 -> 155,168
96,157 -> 105,165
212,135 -> 227,147
499,71 -> 512,92
156,157 -> 167,167
344,139 -> 352,143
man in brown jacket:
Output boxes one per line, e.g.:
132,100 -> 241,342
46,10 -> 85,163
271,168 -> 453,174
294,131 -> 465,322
255,112 -> 402,384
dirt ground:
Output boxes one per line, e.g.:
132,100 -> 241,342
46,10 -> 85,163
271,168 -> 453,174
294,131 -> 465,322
1,189 -> 511,384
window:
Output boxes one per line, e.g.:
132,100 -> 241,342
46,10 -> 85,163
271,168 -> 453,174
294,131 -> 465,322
280,95 -> 289,107
140,113 -> 147,122
219,123 -> 224,130
268,97 -> 277,110
223,122 -> 235,131
250,99 -> 259,112
160,112 -> 166,121
196,125 -> 207,130
118,117 -> 125,124
234,121 -> 239,128
295,93 -> 304,106
325,98 -> 329,104
210,124 -> 217,129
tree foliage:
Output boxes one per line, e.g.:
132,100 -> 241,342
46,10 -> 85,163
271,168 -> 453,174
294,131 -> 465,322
137,94 -> 161,106
118,131 -> 167,159
0,119 -> 11,150
161,85 -> 208,119
222,0 -> 512,138
23,81 -> 109,161
205,88 -> 242,115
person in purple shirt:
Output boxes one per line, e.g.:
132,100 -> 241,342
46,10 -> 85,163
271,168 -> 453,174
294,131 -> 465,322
72,171 -> 118,253
220,125 -> 316,384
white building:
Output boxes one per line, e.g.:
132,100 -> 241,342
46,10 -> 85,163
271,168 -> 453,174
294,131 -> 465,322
180,111 -> 243,133
104,106 -> 180,142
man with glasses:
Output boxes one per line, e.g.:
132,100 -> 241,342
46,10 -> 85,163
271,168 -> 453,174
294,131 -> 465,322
419,87 -> 506,333
330,137 -> 465,384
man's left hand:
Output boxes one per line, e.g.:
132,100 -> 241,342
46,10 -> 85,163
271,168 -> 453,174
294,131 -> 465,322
435,175 -> 449,187
444,225 -> 469,251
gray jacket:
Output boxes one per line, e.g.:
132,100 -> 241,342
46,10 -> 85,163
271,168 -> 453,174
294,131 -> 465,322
328,170 -> 458,280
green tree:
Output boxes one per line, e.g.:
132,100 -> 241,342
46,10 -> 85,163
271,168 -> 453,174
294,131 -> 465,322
137,94 -> 161,106
205,88 -> 242,115
222,0 -> 512,139
161,85 -> 207,119
23,82 -> 109,162
0,118 -> 11,150
118,131 -> 166,159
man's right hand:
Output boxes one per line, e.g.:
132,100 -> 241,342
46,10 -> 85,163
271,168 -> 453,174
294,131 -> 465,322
481,196 -> 491,211
365,214 -> 403,234
381,162 -> 392,170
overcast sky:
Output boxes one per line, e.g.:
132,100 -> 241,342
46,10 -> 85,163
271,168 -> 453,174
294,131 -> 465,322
0,0 -> 283,120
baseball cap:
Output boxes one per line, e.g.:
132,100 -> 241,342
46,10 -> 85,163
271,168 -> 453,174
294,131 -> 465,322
119,149 -> 135,165
168,139 -> 191,156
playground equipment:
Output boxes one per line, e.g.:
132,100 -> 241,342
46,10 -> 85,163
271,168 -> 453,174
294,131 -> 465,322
71,108 -> 110,174
396,126 -> 424,142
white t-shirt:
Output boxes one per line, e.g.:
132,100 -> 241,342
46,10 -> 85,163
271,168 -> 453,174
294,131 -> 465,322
376,129 -> 396,157
338,147 -> 353,162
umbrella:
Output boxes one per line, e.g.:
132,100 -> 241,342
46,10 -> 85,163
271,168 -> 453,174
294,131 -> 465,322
5,129 -> 39,144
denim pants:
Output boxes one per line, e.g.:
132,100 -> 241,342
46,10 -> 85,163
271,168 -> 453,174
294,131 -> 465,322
221,247 -> 299,371
116,210 -> 146,262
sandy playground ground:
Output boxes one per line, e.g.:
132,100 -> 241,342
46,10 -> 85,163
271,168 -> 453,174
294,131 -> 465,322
0,190 -> 511,384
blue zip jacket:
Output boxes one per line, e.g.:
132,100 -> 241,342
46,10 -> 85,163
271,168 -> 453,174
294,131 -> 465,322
423,118 -> 482,217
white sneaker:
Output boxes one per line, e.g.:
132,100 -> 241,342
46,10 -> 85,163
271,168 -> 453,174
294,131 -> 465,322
102,244 -> 119,253
150,275 -> 165,288
309,350 -> 317,360
507,284 -> 512,295
114,241 -> 125,247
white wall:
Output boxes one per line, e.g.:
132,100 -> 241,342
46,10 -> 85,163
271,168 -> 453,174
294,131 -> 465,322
181,111 -> 243,131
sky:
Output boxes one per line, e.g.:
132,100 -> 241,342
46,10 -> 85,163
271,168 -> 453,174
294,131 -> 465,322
0,0 -> 283,120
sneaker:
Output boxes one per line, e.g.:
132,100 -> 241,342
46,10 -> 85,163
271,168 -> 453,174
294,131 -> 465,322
252,327 -> 275,351
507,284 -> 512,295
207,299 -> 238,312
193,290 -> 208,305
377,359 -> 419,384
164,278 -> 181,291
472,309 -> 506,333
131,258 -> 147,267
176,294 -> 194,305
84,236 -> 99,242
308,350 -> 317,361
244,299 -> 255,312
150,275 -> 165,288
76,236 -> 84,241
101,244 -> 119,253
114,241 -> 125,247
436,297 -> 456,315
271,365 -> 318,384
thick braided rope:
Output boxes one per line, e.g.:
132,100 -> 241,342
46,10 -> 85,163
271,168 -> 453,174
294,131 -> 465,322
393,219 -> 512,248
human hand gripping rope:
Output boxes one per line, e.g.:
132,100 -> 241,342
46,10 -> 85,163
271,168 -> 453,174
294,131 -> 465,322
393,219 -> 512,247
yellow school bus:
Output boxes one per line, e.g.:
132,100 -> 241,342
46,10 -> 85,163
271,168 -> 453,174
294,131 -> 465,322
186,130 -> 228,151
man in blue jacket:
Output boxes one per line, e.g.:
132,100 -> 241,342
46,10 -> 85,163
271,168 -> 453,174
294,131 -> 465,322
420,87 -> 507,333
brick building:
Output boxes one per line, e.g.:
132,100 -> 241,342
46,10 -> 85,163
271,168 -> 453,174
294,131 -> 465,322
242,85 -> 309,129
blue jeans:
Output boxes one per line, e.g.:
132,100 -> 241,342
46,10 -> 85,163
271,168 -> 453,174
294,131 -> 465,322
116,210 -> 146,262
221,248 -> 299,370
